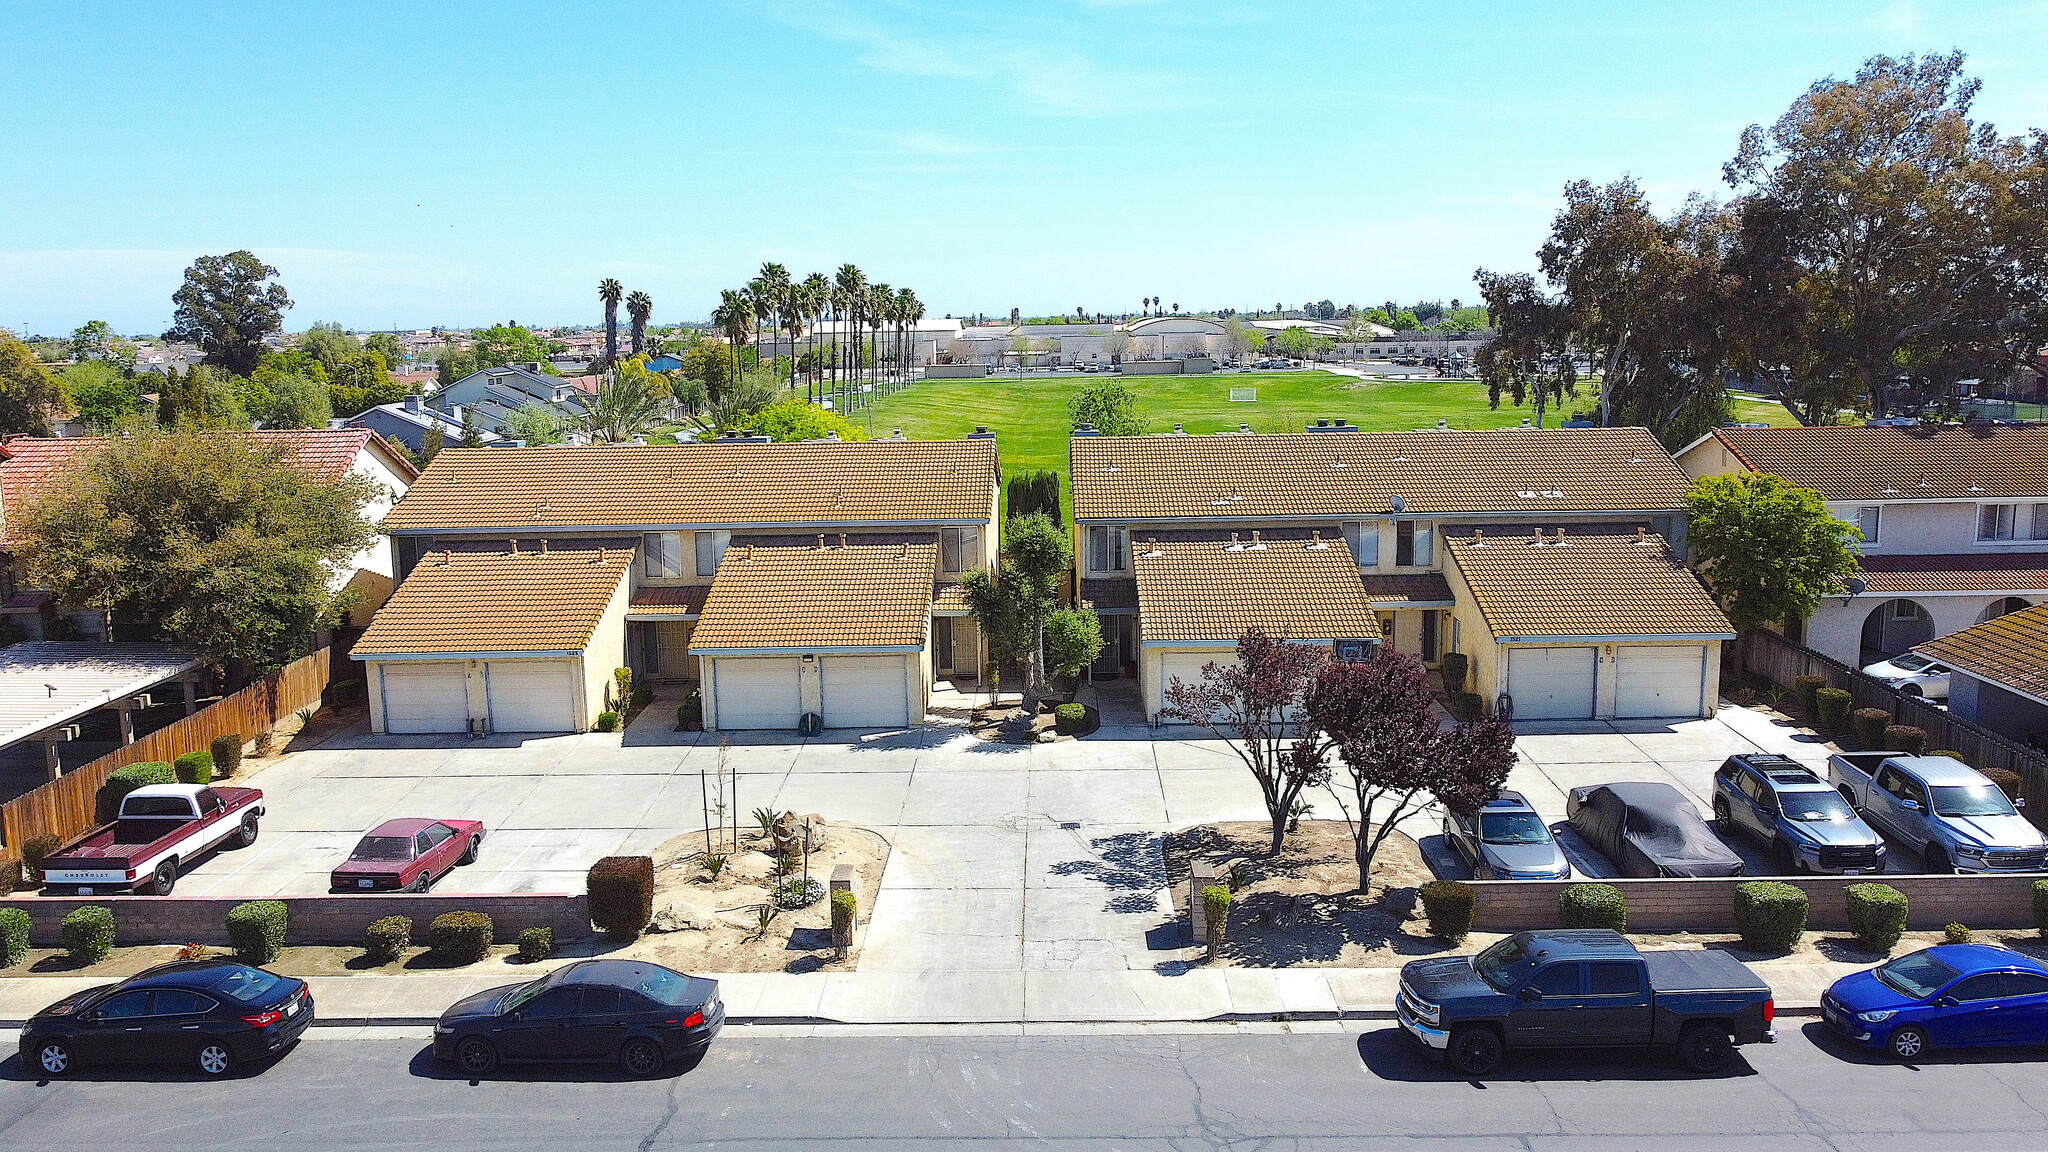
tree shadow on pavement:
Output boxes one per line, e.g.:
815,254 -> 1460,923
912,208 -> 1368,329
1356,1028 -> 1757,1084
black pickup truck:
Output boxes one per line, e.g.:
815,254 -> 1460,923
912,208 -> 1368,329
1398,929 -> 1776,1074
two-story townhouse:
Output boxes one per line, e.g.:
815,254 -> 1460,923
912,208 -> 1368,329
1675,424 -> 2048,667
352,437 -> 999,735
1072,425 -> 1732,723
433,362 -> 594,439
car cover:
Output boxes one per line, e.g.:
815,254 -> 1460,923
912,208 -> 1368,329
1570,782 -> 1743,878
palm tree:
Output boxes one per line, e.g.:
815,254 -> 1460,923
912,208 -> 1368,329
897,287 -> 922,386
833,264 -> 865,405
800,272 -> 830,400
711,289 -> 753,401
598,278 -> 623,365
753,263 -> 790,383
625,290 -> 653,357
866,283 -> 891,394
584,361 -> 670,443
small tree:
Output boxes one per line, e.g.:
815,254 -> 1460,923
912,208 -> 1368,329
502,403 -> 567,445
1069,381 -> 1146,436
1686,473 -> 1862,630
1044,608 -> 1104,685
1304,649 -> 1518,889
1160,628 -> 1331,855
959,514 -> 1072,715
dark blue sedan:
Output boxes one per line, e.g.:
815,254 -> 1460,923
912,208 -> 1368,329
1822,944 -> 2048,1059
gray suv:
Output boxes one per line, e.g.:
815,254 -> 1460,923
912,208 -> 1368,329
1442,792 -> 1571,880
1713,754 -> 1887,874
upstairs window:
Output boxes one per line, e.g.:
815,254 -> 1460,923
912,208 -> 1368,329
1855,506 -> 1881,545
1342,521 -> 1380,566
1395,521 -> 1432,567
1087,525 -> 1128,573
694,530 -> 730,577
1979,504 -> 2017,542
940,526 -> 982,575
642,532 -> 683,579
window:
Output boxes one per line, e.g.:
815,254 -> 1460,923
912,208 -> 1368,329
154,989 -> 214,1016
1343,521 -> 1380,566
1947,974 -> 2004,1002
1856,506 -> 1881,545
414,831 -> 435,856
424,824 -> 456,848
94,991 -> 154,1020
1528,964 -> 1582,997
579,988 -> 627,1015
940,527 -> 981,575
1586,962 -> 1641,997
517,990 -> 583,1019
642,532 -> 683,579
1395,521 -> 1431,567
1980,504 -> 2017,542
2035,505 -> 2048,542
694,531 -> 729,577
2001,972 -> 2048,998
1087,525 -> 1127,573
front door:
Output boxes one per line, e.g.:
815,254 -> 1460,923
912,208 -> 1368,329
78,989 -> 155,1062
1508,963 -> 1584,1046
1927,973 -> 2012,1047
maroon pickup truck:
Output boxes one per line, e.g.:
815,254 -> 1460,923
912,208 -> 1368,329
39,783 -> 265,897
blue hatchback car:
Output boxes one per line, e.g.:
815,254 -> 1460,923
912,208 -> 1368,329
1822,944 -> 2048,1059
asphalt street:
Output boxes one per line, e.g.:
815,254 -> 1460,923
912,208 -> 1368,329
4,1023 -> 2048,1150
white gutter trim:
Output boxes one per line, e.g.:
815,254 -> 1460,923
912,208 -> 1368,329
690,644 -> 923,656
1492,633 -> 1734,645
389,519 -> 991,536
353,649 -> 584,661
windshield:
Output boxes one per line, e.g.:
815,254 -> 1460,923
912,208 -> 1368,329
1931,785 -> 2016,818
1473,937 -> 1533,992
1874,952 -> 1960,1000
499,979 -> 551,1013
350,835 -> 413,861
1480,813 -> 1551,844
1780,792 -> 1855,822
207,966 -> 287,1005
1889,653 -> 1934,672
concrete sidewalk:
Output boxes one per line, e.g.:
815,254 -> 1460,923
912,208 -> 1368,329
0,954 -> 1854,1028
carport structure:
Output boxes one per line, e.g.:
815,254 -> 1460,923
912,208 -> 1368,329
0,642 -> 208,783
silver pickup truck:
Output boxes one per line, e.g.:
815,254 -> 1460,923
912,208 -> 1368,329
1828,753 -> 2046,874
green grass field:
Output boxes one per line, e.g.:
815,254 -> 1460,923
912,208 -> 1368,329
858,370 -> 1798,482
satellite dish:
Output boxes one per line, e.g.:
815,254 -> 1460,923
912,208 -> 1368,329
1844,577 -> 1868,596
1390,494 -> 1407,513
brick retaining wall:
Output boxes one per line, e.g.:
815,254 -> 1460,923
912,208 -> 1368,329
0,894 -> 591,948
1472,875 -> 2044,934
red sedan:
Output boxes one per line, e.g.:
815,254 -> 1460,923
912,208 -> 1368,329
331,819 -> 485,893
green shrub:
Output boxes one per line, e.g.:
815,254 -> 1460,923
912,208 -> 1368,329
0,906 -> 29,968
226,900 -> 287,963
62,905 -> 115,963
0,856 -> 16,895
1419,880 -> 1477,943
1794,674 -> 1829,716
518,926 -> 554,961
1845,883 -> 1909,953
831,889 -> 857,937
1945,922 -> 1973,945
1441,652 -> 1470,692
1732,881 -> 1808,953
1883,725 -> 1927,756
1928,749 -> 1964,762
678,689 -> 703,728
364,915 -> 411,963
328,678 -> 365,707
97,761 -> 175,821
1559,883 -> 1627,931
173,750 -> 215,785
1201,885 -> 1232,947
593,711 -> 620,733
209,733 -> 244,779
1983,767 -> 2022,800
428,911 -> 494,963
1053,702 -> 1087,734
588,855 -> 654,939
1815,688 -> 1853,734
1448,692 -> 1485,721
1851,707 -> 1893,749
629,686 -> 653,711
21,833 -> 61,881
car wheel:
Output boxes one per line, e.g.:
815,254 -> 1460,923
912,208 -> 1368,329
1447,1026 -> 1503,1076
1926,847 -> 1953,875
33,1039 -> 74,1077
1712,797 -> 1732,829
1901,685 -> 1923,697
233,815 -> 260,849
1678,1024 -> 1734,1073
1772,838 -> 1799,874
408,873 -> 431,893
194,1041 -> 234,1077
455,1036 -> 498,1075
619,1038 -> 666,1078
460,838 -> 479,866
149,860 -> 178,896
1887,1025 -> 1930,1060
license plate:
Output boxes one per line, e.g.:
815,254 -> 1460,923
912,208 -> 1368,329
358,879 -> 374,889
285,999 -> 301,1016
77,887 -> 94,896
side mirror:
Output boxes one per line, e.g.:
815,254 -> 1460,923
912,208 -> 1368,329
1900,799 -> 1923,813
1935,996 -> 1958,1009
2017,797 -> 2028,810
1517,987 -> 1541,1003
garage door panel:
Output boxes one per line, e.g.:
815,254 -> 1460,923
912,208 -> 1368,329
381,663 -> 469,734
714,658 -> 803,730
1614,646 -> 1706,718
1508,647 -> 1597,720
1156,652 -> 1240,721
822,656 -> 910,729
486,660 -> 578,733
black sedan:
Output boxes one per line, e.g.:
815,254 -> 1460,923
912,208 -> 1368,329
21,960 -> 313,1077
1566,781 -> 1745,878
433,959 -> 722,1078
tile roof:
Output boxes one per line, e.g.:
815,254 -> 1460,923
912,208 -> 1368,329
1919,603 -> 2048,704
1079,578 -> 1138,611
689,540 -> 937,651
1444,529 -> 1733,640
1070,428 -> 1690,521
1853,553 -> 2048,594
1707,424 -> 2048,500
352,545 -> 634,656
1359,574 -> 1455,606
932,581 -> 971,612
382,440 -> 998,533
629,585 -> 710,613
1130,534 -> 1382,644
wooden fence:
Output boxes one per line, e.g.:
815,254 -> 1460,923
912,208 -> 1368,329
1736,629 -> 2048,824
1,647 -> 331,854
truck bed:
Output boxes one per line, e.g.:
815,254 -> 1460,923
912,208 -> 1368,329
1643,949 -> 1772,996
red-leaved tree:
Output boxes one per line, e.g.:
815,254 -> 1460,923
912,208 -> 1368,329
1303,648 -> 1518,890
1160,628 -> 1330,856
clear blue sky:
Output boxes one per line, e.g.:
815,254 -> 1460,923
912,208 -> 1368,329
4,0 -> 2045,336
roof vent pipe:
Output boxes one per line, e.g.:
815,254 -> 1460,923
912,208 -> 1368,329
816,534 -> 826,550
838,533 -> 847,550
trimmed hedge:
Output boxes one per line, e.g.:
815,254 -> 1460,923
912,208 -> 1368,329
1845,883 -> 1909,953
1851,708 -> 1894,750
63,905 -> 116,963
832,888 -> 858,951
588,855 -> 655,939
0,906 -> 29,968
0,856 -> 16,896
1883,725 -> 1927,756
1053,702 -> 1087,734
210,733 -> 245,779
1815,688 -> 1853,734
226,900 -> 287,963
1201,885 -> 1232,947
21,833 -> 61,882
365,915 -> 412,963
1448,692 -> 1485,721
1559,883 -> 1627,932
1983,767 -> 2023,800
173,750 -> 215,785
1793,674 -> 1829,716
1441,652 -> 1470,693
1732,881 -> 1807,953
593,711 -> 620,733
428,911 -> 494,964
1945,922 -> 1973,944
97,761 -> 176,821
1419,880 -> 1476,943
518,926 -> 554,962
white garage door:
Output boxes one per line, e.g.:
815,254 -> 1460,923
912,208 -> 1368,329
822,656 -> 911,729
713,657 -> 804,730
1614,646 -> 1707,718
380,662 -> 469,734
485,660 -> 579,733
1507,647 -> 1598,720
1156,651 -> 1238,720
